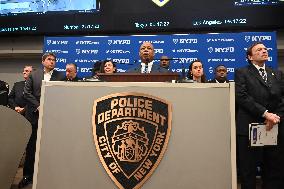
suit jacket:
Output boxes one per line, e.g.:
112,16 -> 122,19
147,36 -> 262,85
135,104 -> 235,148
209,78 -> 229,83
8,81 -> 27,110
127,63 -> 169,73
235,64 -> 284,135
0,80 -> 9,106
24,69 -> 64,124
64,76 -> 80,81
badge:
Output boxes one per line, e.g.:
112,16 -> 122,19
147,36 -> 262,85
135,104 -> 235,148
152,0 -> 170,7
93,92 -> 172,189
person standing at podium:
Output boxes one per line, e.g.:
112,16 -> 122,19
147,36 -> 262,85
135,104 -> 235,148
235,42 -> 284,189
127,42 -> 168,73
19,53 -> 64,188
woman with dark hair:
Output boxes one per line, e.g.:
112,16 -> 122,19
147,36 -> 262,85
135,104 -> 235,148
187,59 -> 207,83
100,60 -> 117,73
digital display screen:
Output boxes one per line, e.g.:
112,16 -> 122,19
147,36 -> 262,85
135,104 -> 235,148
0,0 -> 97,15
0,0 -> 283,35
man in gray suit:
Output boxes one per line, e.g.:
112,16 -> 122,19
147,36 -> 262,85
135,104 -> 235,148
19,52 -> 64,188
235,42 -> 284,189
127,42 -> 168,73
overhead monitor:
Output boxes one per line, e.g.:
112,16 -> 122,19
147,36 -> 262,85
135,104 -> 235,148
0,0 -> 283,35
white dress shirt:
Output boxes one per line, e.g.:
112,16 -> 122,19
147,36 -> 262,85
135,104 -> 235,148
44,69 -> 54,81
140,61 -> 154,73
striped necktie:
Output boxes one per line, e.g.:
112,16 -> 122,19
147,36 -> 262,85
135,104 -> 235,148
144,64 -> 148,73
259,68 -> 267,82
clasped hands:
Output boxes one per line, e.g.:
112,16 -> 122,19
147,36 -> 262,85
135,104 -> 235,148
264,112 -> 280,131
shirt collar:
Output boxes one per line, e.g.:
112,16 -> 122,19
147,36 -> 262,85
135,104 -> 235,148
253,63 -> 266,71
140,61 -> 154,73
141,61 -> 153,67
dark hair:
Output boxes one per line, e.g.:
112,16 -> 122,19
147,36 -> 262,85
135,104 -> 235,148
246,42 -> 264,64
187,59 -> 206,83
24,65 -> 34,71
42,52 -> 56,61
100,60 -> 117,73
92,61 -> 103,76
66,63 -> 77,71
214,64 -> 227,73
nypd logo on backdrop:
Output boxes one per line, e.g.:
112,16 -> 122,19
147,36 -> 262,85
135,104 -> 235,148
43,32 -> 277,80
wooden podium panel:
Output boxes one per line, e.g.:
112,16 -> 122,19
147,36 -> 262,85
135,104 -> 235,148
33,82 -> 236,189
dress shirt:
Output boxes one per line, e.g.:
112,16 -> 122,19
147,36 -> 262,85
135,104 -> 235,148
141,62 -> 153,73
44,69 -> 54,81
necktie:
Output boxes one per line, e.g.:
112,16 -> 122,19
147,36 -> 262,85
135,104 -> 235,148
259,68 -> 267,82
144,64 -> 148,73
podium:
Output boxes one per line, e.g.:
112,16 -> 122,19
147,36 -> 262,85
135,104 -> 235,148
97,73 -> 180,82
33,82 -> 236,189
0,105 -> 31,189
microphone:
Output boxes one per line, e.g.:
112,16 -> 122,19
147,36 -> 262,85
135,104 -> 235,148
181,63 -> 186,80
159,58 -> 180,61
133,58 -> 181,62
112,61 -> 134,66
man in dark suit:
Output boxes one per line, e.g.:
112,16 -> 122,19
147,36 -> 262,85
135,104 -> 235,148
210,65 -> 229,83
8,66 -> 33,115
65,63 -> 80,81
0,80 -> 9,106
19,52 -> 64,188
127,42 -> 168,73
235,42 -> 284,189
159,55 -> 170,70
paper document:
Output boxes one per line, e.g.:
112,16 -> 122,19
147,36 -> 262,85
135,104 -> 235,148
249,123 -> 278,146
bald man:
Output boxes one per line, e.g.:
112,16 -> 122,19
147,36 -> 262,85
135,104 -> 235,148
127,42 -> 168,73
8,66 -> 33,115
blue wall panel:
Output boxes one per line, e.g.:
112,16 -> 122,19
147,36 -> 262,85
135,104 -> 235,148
43,32 -> 277,80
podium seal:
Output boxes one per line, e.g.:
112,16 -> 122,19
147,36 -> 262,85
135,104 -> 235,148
92,92 -> 172,189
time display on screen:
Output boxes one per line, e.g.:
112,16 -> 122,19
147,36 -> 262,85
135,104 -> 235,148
0,0 -> 284,35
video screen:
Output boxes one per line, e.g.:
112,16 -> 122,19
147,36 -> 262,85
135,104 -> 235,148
0,0 -> 283,35
0,0 -> 97,15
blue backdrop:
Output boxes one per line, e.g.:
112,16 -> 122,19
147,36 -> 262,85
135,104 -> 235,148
43,32 -> 277,80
